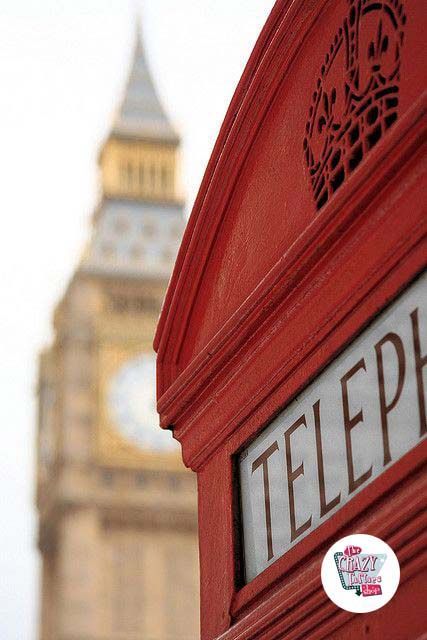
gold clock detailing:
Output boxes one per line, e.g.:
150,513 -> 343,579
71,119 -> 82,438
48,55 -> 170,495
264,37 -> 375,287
107,353 -> 177,452
97,345 -> 181,469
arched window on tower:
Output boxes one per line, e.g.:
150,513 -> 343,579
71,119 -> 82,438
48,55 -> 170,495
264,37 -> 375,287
126,162 -> 133,190
139,163 -> 145,191
161,165 -> 169,194
150,164 -> 156,192
119,164 -> 127,189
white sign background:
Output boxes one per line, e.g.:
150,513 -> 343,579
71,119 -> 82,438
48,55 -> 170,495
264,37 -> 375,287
239,272 -> 426,583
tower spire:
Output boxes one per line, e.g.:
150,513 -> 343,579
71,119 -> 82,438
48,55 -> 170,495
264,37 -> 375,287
134,7 -> 143,48
112,16 -> 178,143
83,13 -> 184,279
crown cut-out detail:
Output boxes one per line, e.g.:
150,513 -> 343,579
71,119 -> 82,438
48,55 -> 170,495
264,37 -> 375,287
304,0 -> 406,211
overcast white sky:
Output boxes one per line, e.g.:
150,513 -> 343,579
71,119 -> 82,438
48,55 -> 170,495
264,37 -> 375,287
0,0 -> 274,637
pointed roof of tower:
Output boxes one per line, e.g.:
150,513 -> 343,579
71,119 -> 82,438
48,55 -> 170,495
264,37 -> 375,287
112,21 -> 179,143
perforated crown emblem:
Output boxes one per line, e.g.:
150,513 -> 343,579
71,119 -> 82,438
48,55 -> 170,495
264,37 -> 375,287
304,0 -> 406,210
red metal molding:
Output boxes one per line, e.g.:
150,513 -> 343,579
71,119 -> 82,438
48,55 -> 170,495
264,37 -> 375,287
158,94 -> 426,410
159,99 -> 426,470
155,0 -> 427,458
154,0 -> 330,379
153,0 -> 292,353
154,1 -> 427,638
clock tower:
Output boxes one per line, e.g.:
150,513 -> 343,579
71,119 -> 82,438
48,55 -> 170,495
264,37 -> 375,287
36,25 -> 199,640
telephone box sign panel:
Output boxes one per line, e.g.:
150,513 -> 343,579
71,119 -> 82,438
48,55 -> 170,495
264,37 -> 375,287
239,273 -> 426,583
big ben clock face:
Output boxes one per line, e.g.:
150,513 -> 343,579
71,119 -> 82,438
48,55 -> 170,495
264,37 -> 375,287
107,353 -> 177,452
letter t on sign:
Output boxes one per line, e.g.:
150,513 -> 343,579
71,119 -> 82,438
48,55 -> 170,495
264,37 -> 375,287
252,441 -> 279,561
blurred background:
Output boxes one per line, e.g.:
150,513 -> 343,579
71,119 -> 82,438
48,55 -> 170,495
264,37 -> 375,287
0,1 -> 274,638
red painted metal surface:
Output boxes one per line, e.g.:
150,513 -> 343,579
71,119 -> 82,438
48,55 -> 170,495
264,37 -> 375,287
155,0 -> 427,638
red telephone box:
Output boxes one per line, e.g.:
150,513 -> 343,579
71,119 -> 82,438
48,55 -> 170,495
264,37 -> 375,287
155,1 -> 427,638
